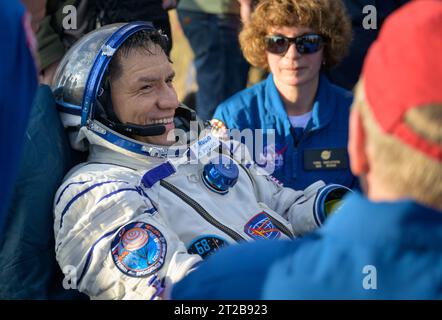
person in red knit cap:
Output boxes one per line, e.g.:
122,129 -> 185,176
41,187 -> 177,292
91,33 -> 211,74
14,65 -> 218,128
172,0 -> 442,299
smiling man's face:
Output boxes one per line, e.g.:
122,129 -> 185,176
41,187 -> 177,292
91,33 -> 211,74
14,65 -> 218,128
110,44 -> 179,146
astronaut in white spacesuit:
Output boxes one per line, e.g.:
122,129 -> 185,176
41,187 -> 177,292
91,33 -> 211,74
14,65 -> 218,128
52,22 -> 350,300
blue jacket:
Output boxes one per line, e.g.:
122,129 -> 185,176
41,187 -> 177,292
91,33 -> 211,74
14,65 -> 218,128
172,193 -> 442,299
213,74 -> 357,190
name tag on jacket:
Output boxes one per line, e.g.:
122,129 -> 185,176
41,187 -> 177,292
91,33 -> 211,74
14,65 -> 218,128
304,148 -> 349,170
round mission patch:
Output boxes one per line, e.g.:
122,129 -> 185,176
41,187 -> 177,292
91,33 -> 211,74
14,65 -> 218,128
111,222 -> 167,277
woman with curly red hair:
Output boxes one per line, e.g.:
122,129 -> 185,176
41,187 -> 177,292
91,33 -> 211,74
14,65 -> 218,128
213,0 -> 357,190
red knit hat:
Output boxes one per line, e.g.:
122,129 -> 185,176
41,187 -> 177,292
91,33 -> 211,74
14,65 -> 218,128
362,0 -> 442,162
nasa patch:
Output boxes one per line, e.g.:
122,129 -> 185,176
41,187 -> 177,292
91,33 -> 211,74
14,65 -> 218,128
187,235 -> 227,259
111,222 -> 167,277
257,143 -> 288,171
244,212 -> 281,240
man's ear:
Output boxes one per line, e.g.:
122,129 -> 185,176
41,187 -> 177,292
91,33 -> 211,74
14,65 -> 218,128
348,108 -> 369,176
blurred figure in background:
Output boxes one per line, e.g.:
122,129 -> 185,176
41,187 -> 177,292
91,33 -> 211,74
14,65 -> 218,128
38,0 -> 178,85
177,0 -> 250,121
22,0 -> 47,33
237,0 -> 258,24
326,0 -> 410,90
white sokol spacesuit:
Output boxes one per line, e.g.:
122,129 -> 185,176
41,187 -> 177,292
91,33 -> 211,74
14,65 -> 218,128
52,22 -> 350,300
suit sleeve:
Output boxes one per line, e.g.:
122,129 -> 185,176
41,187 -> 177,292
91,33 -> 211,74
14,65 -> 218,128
227,139 -> 327,236
53,172 -> 201,300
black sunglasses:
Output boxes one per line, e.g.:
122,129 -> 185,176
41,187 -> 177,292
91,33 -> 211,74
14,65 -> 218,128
265,34 -> 325,55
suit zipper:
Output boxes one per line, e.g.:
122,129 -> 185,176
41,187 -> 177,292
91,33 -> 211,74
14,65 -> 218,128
159,180 -> 246,242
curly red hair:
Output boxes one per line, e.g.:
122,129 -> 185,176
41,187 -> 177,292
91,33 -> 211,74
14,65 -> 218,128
240,0 -> 352,70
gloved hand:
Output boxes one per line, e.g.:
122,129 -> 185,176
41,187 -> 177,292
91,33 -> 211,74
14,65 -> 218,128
289,181 -> 352,236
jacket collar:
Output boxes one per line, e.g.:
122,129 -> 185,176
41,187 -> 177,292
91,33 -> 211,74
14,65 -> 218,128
88,143 -> 165,171
264,73 -> 337,133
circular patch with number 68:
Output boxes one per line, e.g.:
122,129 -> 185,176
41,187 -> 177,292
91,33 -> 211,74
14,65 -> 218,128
187,235 -> 227,259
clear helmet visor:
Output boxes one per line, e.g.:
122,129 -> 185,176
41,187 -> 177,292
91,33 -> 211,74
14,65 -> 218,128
52,24 -> 122,113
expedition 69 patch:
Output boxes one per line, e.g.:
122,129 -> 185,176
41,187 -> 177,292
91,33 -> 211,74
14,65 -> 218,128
111,222 -> 167,277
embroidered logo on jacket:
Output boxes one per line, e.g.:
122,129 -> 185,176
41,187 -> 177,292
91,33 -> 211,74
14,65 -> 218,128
257,143 -> 288,171
244,212 -> 281,240
111,222 -> 167,277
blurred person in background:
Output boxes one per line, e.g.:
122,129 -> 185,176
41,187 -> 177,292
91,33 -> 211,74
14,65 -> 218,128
326,0 -> 410,90
177,0 -> 250,121
38,0 -> 178,85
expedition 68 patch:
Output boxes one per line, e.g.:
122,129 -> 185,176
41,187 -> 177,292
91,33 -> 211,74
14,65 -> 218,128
111,222 -> 167,277
187,235 -> 227,259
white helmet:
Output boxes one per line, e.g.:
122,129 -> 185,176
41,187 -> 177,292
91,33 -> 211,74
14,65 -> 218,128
52,22 -> 202,158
